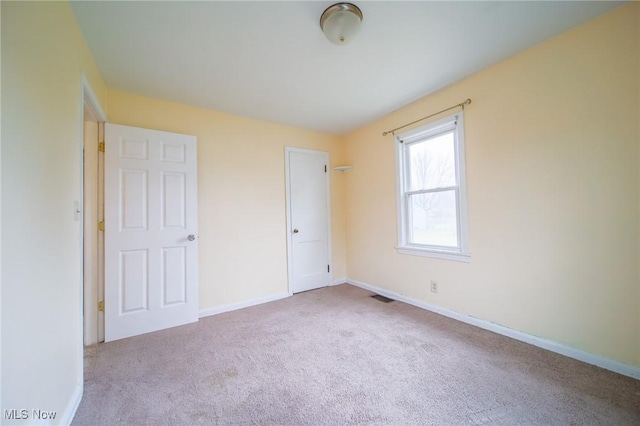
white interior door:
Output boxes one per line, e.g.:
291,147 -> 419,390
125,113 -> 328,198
105,123 -> 198,341
286,147 -> 331,293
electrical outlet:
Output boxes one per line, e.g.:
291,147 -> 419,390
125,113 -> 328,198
430,280 -> 438,294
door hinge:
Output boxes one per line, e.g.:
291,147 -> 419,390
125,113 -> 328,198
98,221 -> 105,231
98,301 -> 104,312
328,265 -> 330,273
324,165 -> 327,173
98,142 -> 105,152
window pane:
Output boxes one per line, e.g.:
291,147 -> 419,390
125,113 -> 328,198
408,190 -> 458,248
407,131 -> 456,191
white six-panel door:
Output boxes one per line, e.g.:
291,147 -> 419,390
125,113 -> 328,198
286,147 -> 331,293
104,124 -> 198,341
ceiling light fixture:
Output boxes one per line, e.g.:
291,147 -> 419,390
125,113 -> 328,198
320,3 -> 363,45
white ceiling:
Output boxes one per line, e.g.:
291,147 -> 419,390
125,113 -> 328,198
71,1 -> 622,135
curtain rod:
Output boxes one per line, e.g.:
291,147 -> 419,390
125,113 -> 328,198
382,98 -> 472,137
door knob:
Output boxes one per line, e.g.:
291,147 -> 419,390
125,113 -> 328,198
293,229 -> 299,234
187,234 -> 196,241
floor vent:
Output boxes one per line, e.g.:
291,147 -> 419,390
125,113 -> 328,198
370,294 -> 394,303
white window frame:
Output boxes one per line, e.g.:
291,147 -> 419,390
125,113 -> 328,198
395,112 -> 470,262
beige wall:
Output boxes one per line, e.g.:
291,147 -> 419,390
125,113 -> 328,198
344,3 -> 640,366
107,91 -> 346,311
1,0 -> 108,422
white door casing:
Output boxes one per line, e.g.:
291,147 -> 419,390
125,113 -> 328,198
285,147 -> 331,294
104,124 -> 198,341
83,120 -> 99,345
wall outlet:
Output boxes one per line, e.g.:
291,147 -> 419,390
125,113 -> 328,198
430,280 -> 438,294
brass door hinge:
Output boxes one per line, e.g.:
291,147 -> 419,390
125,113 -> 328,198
98,221 -> 105,231
98,142 -> 105,152
98,301 -> 104,312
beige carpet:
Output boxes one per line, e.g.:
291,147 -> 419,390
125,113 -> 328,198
73,284 -> 640,425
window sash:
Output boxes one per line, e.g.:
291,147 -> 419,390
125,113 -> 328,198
403,130 -> 461,250
404,129 -> 458,194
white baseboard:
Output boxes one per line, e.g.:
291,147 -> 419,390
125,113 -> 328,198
331,277 -> 347,286
347,278 -> 640,380
59,382 -> 83,425
199,291 -> 291,318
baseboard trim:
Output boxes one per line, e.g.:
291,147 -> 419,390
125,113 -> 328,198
346,278 -> 640,380
199,291 -> 291,318
59,382 -> 83,425
331,277 -> 347,286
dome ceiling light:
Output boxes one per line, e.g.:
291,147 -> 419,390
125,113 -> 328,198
320,3 -> 363,45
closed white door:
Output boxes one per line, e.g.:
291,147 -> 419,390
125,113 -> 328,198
104,124 -> 198,341
286,147 -> 331,293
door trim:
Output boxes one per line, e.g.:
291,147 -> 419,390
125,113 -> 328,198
284,146 -> 332,295
81,75 -> 106,348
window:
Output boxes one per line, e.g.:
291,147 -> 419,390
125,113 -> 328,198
395,112 -> 469,262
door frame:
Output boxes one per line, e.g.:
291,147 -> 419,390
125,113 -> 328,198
284,146 -> 332,295
81,75 -> 106,346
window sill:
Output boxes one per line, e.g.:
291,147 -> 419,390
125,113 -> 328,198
397,246 -> 471,263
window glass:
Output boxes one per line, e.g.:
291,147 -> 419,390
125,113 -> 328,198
407,132 -> 456,191
408,190 -> 458,247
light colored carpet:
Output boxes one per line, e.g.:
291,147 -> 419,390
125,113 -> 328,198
73,284 -> 640,425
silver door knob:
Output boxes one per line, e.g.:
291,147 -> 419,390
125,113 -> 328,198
187,234 -> 196,241
293,229 -> 299,234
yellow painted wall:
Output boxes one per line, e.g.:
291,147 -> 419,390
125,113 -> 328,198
638,2 -> 640,362
1,0 -> 107,423
344,3 -> 640,366
107,91 -> 346,311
